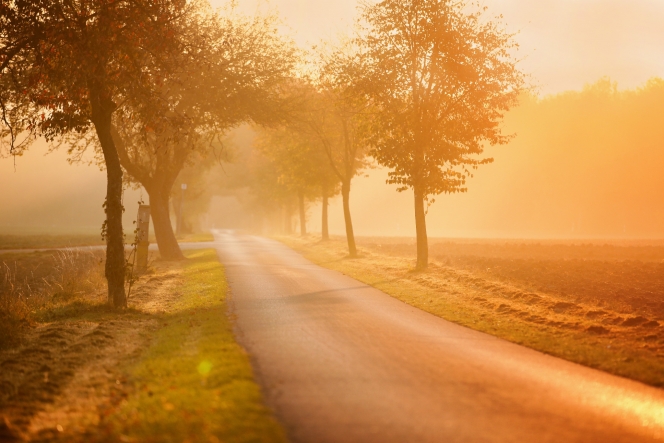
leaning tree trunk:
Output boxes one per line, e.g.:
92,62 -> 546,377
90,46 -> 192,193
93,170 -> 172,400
298,191 -> 307,236
90,88 -> 126,308
341,179 -> 357,258
321,183 -> 329,241
148,187 -> 185,260
413,185 -> 429,270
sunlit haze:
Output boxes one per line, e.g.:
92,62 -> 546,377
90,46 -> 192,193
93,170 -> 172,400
214,0 -> 664,94
5,1 -> 664,440
4,0 -> 664,238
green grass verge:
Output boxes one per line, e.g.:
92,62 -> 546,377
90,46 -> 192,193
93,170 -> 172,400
98,249 -> 286,443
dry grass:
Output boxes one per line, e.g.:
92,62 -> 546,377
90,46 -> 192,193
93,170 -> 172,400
0,250 -> 106,348
0,262 -> 32,343
0,256 -> 170,441
0,250 -> 285,443
281,235 -> 664,388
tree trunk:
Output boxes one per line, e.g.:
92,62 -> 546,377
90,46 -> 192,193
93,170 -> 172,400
90,89 -> 126,308
110,125 -> 188,262
298,191 -> 307,236
341,179 -> 357,257
321,183 -> 329,241
149,187 -> 185,261
413,186 -> 428,270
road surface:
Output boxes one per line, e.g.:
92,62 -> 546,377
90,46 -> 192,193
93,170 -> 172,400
213,230 -> 664,443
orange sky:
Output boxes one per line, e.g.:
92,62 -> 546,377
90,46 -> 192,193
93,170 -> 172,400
4,0 -> 664,237
214,0 -> 664,94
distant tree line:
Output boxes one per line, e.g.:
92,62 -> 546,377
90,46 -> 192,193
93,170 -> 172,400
490,78 -> 664,237
0,0 -> 523,306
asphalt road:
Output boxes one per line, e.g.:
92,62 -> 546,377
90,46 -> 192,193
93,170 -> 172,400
213,230 -> 664,443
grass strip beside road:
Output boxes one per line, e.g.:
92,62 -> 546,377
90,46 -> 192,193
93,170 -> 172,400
99,249 -> 286,443
280,236 -> 664,388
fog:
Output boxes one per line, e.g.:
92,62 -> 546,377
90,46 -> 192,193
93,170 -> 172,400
226,0 -> 664,94
308,82 -> 664,239
0,140 -> 144,234
3,0 -> 664,239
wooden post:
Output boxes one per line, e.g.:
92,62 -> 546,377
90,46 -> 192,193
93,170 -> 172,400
136,204 -> 151,273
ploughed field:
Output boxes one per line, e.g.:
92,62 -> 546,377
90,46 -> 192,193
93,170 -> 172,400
373,238 -> 664,329
285,236 -> 664,386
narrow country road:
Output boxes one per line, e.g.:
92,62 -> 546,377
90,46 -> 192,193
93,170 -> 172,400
213,230 -> 664,443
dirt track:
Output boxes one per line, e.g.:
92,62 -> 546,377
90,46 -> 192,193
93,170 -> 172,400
216,231 -> 664,443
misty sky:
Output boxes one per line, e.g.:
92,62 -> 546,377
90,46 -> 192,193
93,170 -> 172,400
4,0 -> 664,237
218,0 -> 664,94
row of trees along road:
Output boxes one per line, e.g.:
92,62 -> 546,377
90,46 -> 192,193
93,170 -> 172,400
255,53 -> 372,258
0,0 -> 523,307
251,0 -> 523,268
106,12 -> 293,261
0,1 -> 296,307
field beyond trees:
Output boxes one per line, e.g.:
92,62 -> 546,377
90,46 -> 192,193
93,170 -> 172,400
0,232 -> 214,252
282,236 -> 664,387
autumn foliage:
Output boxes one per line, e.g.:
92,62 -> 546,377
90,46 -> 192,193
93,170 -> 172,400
1,0 -> 527,302
2,0 -> 213,307
359,0 -> 524,268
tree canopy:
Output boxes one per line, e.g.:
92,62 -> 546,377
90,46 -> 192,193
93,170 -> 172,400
1,0 -> 529,297
359,0 -> 525,268
106,10 -> 296,259
0,0 -> 207,306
